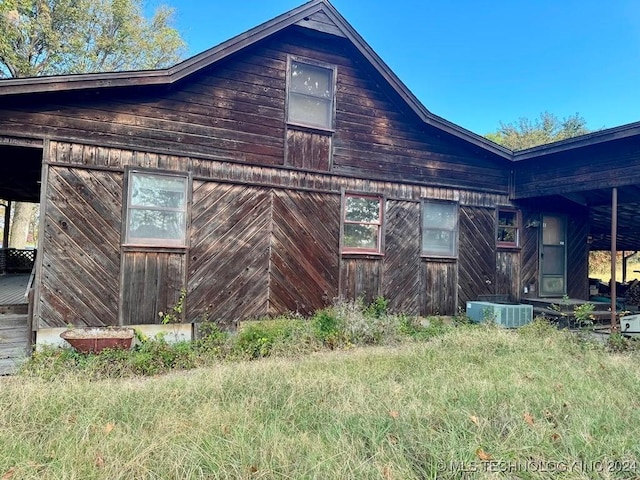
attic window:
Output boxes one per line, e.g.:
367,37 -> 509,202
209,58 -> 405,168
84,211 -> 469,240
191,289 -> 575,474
287,57 -> 336,131
125,170 -> 189,247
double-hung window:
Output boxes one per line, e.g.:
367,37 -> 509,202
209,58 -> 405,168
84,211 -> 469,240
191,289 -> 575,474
497,208 -> 520,248
342,193 -> 383,254
422,200 -> 458,258
125,170 -> 188,247
287,57 -> 336,130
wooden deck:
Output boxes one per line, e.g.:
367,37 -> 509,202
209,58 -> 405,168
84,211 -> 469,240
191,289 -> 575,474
0,313 -> 29,375
0,273 -> 30,306
522,297 -> 613,326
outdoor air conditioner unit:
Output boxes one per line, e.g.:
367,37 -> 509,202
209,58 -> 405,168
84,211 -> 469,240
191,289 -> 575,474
621,314 -> 640,337
466,301 -> 533,328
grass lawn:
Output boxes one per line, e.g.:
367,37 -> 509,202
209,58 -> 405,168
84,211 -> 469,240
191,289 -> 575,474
1,324 -> 640,479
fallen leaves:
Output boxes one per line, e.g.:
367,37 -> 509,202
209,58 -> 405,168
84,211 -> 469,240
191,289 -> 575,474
2,468 -> 15,480
469,415 -> 480,427
104,422 -> 115,434
476,448 -> 493,461
523,412 -> 535,426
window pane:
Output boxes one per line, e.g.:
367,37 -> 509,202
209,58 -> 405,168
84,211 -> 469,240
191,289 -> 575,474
128,209 -> 185,242
422,229 -> 455,256
290,62 -> 332,98
497,226 -> 518,243
345,196 -> 380,223
498,211 -> 517,227
131,173 -> 185,209
343,224 -> 379,249
288,94 -> 331,128
423,202 -> 456,229
422,201 -> 457,256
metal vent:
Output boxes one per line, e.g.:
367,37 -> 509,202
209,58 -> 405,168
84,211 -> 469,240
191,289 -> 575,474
466,301 -> 533,328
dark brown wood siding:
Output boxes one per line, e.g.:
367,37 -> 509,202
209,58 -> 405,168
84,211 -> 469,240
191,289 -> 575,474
187,182 -> 271,327
520,211 -> 540,299
495,251 -> 521,301
0,27 -> 509,191
39,165 -> 121,328
422,261 -> 457,315
567,212 -> 589,300
513,137 -> 640,199
339,258 -> 382,304
120,251 -> 186,325
270,190 -> 340,314
458,207 -> 496,305
382,200 -> 421,315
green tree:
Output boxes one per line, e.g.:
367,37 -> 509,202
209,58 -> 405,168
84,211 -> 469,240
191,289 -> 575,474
0,0 -> 185,77
485,111 -> 591,151
0,0 -> 186,248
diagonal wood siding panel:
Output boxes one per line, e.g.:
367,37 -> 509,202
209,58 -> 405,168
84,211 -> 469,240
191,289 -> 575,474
270,190 -> 340,315
39,165 -> 121,328
567,212 -> 589,299
520,211 -> 540,298
458,207 -> 496,305
188,182 -> 270,326
383,200 -> 421,314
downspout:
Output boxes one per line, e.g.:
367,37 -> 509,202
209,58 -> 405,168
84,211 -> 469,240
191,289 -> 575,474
3,200 -> 10,248
611,187 -> 618,331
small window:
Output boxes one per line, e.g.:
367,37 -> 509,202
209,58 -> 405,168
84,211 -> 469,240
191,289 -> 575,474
287,58 -> 335,130
422,200 -> 458,258
497,209 -> 520,248
125,171 -> 188,247
342,193 -> 383,254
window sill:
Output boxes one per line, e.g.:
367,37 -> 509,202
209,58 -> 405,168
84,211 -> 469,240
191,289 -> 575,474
287,122 -> 335,135
497,244 -> 521,252
421,255 -> 457,263
341,251 -> 384,259
122,244 -> 188,253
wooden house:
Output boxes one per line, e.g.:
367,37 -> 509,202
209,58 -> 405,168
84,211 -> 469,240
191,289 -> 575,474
1,0 -> 640,351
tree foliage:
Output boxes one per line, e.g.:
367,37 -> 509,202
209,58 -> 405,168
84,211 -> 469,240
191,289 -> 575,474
485,111 -> 591,151
0,0 -> 186,78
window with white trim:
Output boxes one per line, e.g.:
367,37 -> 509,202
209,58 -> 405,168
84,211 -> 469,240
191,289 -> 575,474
342,193 -> 383,254
287,58 -> 335,130
125,170 -> 188,247
422,200 -> 458,258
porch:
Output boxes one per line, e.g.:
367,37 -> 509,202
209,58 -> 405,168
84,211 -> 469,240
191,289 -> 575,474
0,273 -> 31,375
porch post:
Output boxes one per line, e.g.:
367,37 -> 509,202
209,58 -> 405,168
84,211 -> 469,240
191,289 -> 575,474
611,187 -> 618,331
2,200 -> 10,248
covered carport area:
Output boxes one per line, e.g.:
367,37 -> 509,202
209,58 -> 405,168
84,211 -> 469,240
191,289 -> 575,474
512,121 -> 640,330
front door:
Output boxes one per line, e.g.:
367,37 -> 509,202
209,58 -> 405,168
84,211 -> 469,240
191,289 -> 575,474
540,215 -> 567,297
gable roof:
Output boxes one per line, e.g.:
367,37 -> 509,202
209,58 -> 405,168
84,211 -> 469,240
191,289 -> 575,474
0,0 -> 512,160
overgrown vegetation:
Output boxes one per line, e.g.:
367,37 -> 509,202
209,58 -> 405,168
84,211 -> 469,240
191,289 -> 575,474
4,320 -> 640,479
21,297 -> 456,379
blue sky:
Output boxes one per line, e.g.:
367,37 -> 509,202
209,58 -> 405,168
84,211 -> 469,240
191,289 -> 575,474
157,0 -> 640,135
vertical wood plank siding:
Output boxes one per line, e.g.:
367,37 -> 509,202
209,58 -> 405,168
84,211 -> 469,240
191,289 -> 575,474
285,130 -> 332,171
187,182 -> 271,327
383,201 -> 421,315
495,251 -> 521,301
120,251 -> 186,325
339,258 -> 382,304
422,261 -> 457,315
270,190 -> 340,314
39,165 -> 121,328
458,207 -> 496,305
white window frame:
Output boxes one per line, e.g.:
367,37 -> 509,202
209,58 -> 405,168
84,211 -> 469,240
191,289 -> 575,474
286,56 -> 337,131
124,169 -> 189,247
421,200 -> 459,258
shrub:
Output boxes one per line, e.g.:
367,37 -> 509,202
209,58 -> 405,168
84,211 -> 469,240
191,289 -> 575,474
311,308 -> 343,348
232,317 -> 310,359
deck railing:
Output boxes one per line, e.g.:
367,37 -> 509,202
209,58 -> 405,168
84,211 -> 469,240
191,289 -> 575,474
0,248 -> 37,274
